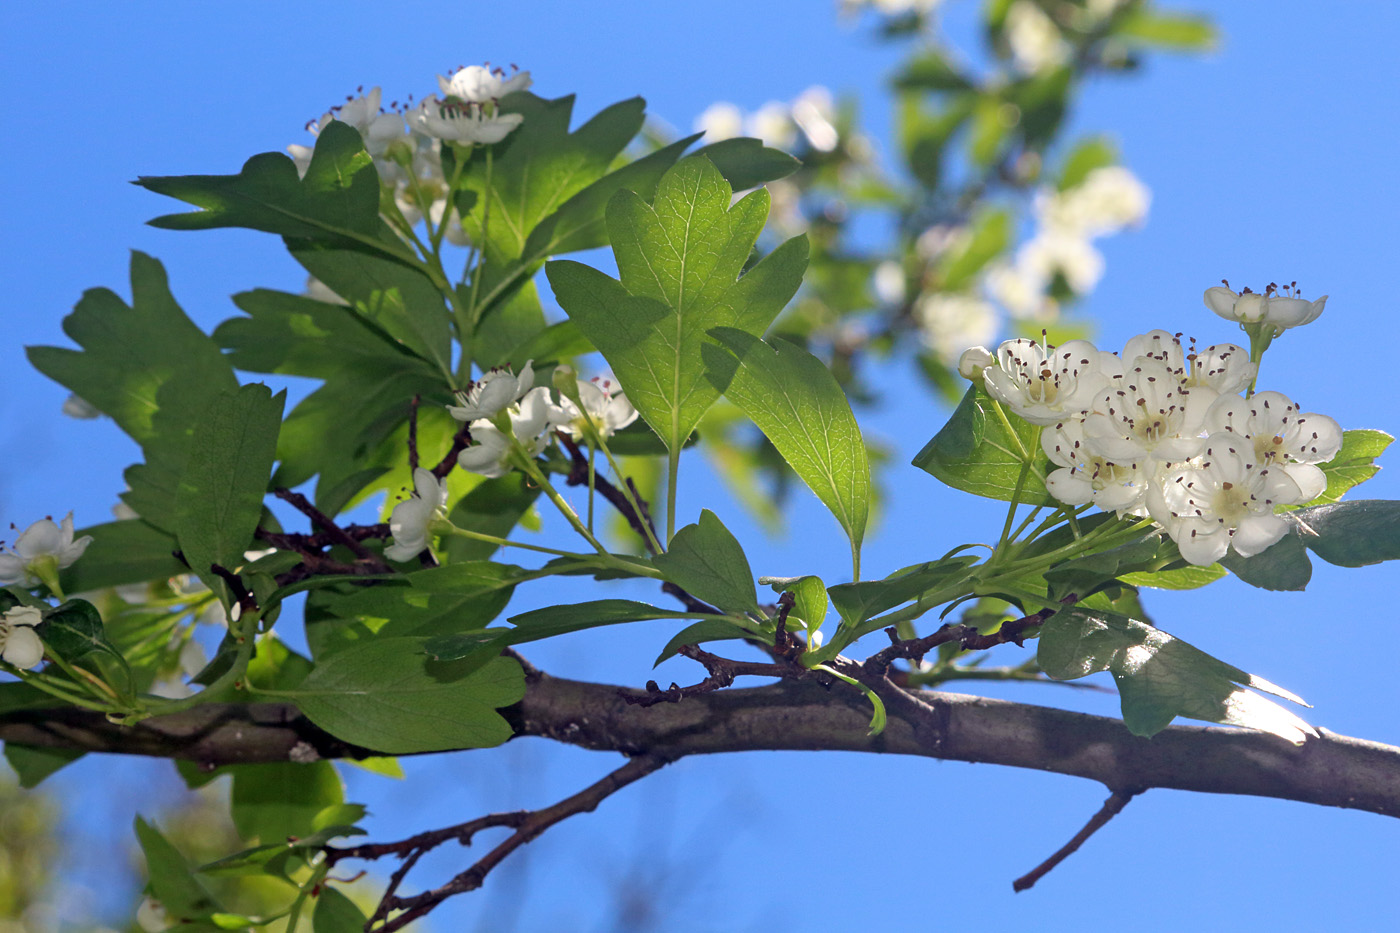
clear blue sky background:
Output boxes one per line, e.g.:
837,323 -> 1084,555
3,2 -> 1399,930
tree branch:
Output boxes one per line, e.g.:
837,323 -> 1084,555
0,673 -> 1397,819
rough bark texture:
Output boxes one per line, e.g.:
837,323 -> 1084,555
2,669 -> 1397,818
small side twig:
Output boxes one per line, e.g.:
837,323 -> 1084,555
619,644 -> 798,707
863,594 -> 1079,677
326,752 -> 674,932
1012,786 -> 1144,892
273,488 -> 384,567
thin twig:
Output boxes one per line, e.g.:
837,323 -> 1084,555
331,753 -> 674,932
432,418 -> 474,480
273,488 -> 384,566
1012,787 -> 1143,892
619,643 -> 810,707
863,594 -> 1079,677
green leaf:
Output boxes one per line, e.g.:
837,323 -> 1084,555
652,510 -> 760,615
290,643 -> 524,753
462,94 -> 647,265
26,252 -> 239,455
501,319 -> 595,371
135,817 -> 223,921
703,331 -> 870,569
761,575 -> 829,629
937,209 -> 1010,290
137,121 -> 397,250
508,598 -> 703,641
3,744 -> 84,788
912,384 -> 1053,505
1115,10 -> 1218,50
653,618 -> 759,666
1220,531 -> 1313,591
58,519 -> 184,594
517,134 -> 697,262
244,636 -> 314,692
290,244 -> 453,375
828,557 -> 977,630
469,275 -> 548,370
271,367 -> 448,512
1043,533 -> 1167,602
894,50 -> 974,91
37,599 -> 123,662
689,137 -> 801,189
1058,136 -> 1118,191
1118,563 -> 1228,591
175,384 -> 285,599
218,288 -> 439,381
313,887 -> 368,932
316,562 -> 523,641
230,760 -> 344,844
1293,499 -> 1400,568
1039,607 -> 1313,742
547,155 -> 808,460
1290,429 -> 1393,508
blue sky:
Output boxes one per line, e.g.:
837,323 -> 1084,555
4,1 -> 1400,930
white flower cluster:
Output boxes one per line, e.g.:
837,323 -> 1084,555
383,365 -> 638,561
288,64 -> 531,248
985,165 -> 1151,322
694,86 -> 840,154
961,318 -> 1342,565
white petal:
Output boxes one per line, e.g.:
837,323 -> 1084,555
1045,469 -> 1094,506
1230,513 -> 1290,558
1278,463 -> 1326,503
1174,521 -> 1231,566
2,626 -> 44,670
1203,286 -> 1238,318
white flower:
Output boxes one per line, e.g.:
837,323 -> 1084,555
872,261 -> 906,306
289,87 -> 406,177
792,86 -> 839,152
984,261 -> 1055,321
694,102 -> 743,142
1038,166 -> 1151,239
384,468 -> 448,562
1018,229 -> 1104,294
135,897 -> 169,933
414,98 -> 523,146
913,293 -> 1000,364
61,394 -> 100,419
1204,283 -> 1326,331
745,101 -> 797,150
0,513 -> 93,587
1204,390 -> 1343,502
1005,0 -> 1070,74
957,346 -> 994,381
1082,357 -> 1215,463
1148,433 -> 1308,565
439,65 -> 531,103
1120,330 -> 1256,396
983,337 -> 1118,425
457,387 -> 562,478
448,362 -> 536,423
556,377 -> 639,441
0,606 -> 44,670
1041,417 -> 1151,513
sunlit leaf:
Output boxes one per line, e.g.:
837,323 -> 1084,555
1039,607 -> 1313,742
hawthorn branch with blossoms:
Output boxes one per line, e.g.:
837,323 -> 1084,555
12,29 -> 1400,932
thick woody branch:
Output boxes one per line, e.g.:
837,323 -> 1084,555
0,675 -> 1397,818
